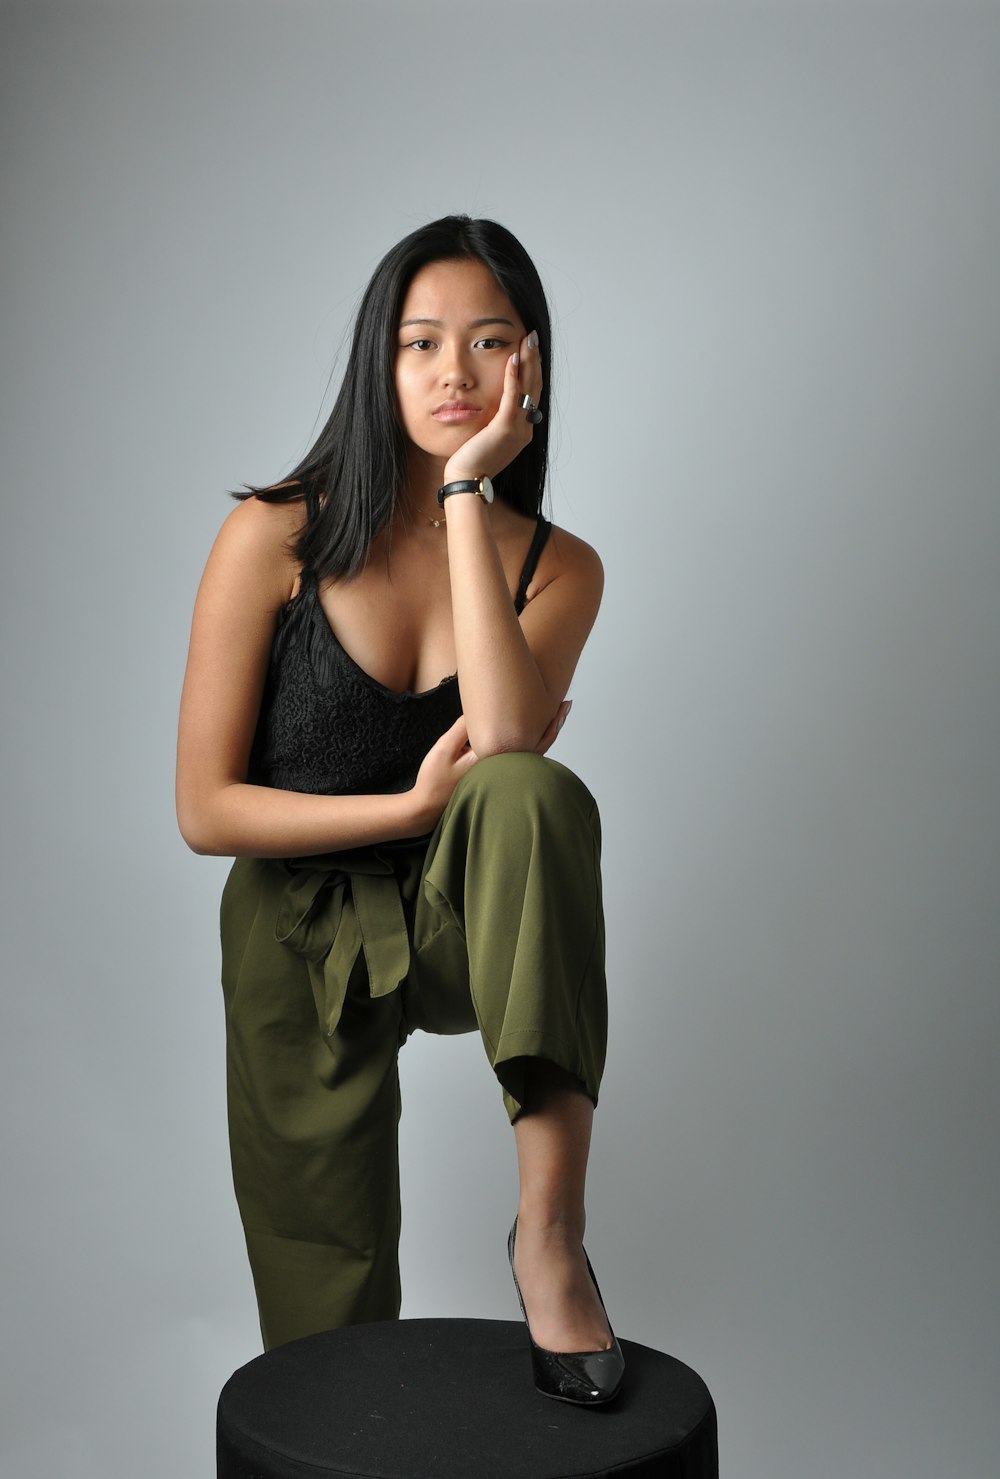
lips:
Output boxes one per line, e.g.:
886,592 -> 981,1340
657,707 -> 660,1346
432,400 -> 483,423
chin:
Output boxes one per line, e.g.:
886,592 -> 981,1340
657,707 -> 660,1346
422,428 -> 479,459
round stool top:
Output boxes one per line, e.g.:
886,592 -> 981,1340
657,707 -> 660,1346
217,1318 -> 717,1479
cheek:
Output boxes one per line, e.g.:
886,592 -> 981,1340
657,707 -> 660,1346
393,365 -> 419,426
483,363 -> 508,413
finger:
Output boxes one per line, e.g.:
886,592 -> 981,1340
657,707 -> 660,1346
513,332 -> 543,423
440,712 -> 470,755
534,700 -> 571,754
455,745 -> 480,775
521,329 -> 543,397
503,349 -> 524,410
500,354 -> 538,443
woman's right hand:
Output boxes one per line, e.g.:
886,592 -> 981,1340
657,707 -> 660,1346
410,715 -> 481,829
410,700 -> 572,831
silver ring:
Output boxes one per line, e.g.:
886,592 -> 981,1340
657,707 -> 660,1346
519,393 -> 544,425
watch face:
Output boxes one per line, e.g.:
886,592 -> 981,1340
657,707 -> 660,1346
480,476 -> 494,504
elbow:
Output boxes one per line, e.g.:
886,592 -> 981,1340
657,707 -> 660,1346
474,738 -> 537,759
182,833 -> 216,857
465,698 -> 560,759
465,722 -> 544,759
180,828 -> 231,858
176,793 -> 227,856
177,815 -> 215,856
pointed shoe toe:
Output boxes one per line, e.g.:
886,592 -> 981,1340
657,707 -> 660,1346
529,1339 -> 625,1406
508,1218 -> 626,1406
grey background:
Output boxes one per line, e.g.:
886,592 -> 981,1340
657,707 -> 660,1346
2,1 -> 998,1475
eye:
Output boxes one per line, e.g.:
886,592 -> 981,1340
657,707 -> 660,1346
401,338 -> 436,351
474,337 -> 508,350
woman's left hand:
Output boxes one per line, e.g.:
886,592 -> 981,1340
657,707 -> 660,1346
443,329 -> 542,483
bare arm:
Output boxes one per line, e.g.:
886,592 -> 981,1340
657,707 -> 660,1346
175,498 -> 477,857
441,339 -> 604,755
444,495 -> 603,755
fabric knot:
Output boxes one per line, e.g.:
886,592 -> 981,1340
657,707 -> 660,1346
274,849 -> 414,1039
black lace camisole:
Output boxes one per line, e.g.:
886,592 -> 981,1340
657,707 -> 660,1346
249,509 -> 553,796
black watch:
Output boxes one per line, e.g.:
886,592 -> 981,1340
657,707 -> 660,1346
436,475 -> 495,508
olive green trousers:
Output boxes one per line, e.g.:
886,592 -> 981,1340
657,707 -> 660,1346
220,752 -> 607,1350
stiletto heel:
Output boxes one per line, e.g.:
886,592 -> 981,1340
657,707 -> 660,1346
508,1217 -> 625,1405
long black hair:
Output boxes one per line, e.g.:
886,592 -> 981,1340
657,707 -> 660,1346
235,215 -> 552,580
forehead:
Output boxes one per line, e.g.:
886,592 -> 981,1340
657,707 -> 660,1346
399,257 -> 522,326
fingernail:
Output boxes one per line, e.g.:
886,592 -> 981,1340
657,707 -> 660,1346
527,330 -> 539,349
512,351 -> 520,366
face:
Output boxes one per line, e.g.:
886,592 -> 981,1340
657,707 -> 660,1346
394,257 -> 526,466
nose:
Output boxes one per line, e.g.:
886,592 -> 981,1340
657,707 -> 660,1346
440,339 -> 475,390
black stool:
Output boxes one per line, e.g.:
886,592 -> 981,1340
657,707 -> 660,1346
217,1318 -> 718,1478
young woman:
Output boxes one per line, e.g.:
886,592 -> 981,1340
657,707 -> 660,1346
176,216 -> 624,1405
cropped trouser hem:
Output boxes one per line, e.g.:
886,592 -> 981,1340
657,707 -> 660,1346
491,1034 -> 596,1124
220,752 -> 607,1349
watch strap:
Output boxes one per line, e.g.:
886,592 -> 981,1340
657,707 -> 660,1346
437,478 -> 486,507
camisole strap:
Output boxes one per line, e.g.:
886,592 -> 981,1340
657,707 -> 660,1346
514,516 -> 552,615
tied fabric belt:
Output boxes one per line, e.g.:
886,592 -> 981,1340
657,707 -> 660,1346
274,845 -> 426,1039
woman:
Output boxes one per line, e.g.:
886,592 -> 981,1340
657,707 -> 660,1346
176,216 -> 623,1405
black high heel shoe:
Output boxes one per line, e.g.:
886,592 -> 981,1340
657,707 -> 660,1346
508,1217 -> 625,1406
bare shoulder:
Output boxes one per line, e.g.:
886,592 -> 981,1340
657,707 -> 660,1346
205,495 -> 307,609
213,492 -> 307,558
534,522 -> 604,604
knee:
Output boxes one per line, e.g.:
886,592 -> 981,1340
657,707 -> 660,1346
458,752 -> 599,827
428,754 -> 604,895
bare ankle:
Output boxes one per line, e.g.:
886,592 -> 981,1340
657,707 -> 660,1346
514,1207 -> 586,1244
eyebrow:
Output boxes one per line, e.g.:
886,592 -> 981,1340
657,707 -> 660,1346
398,317 -> 518,330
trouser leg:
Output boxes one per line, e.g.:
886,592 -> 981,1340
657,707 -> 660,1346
407,752 -> 608,1121
221,858 -> 403,1350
